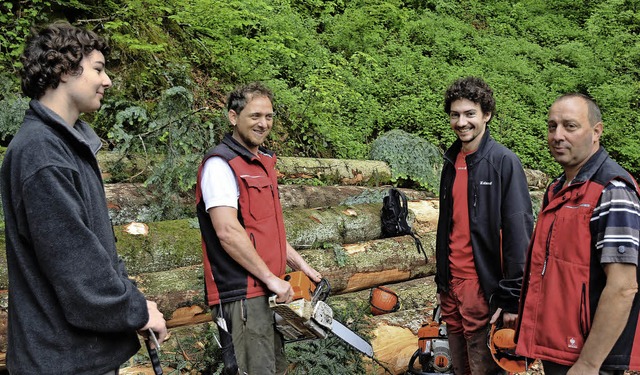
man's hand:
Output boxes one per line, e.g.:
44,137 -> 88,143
489,307 -> 518,328
305,268 -> 322,284
140,300 -> 168,346
266,274 -> 294,303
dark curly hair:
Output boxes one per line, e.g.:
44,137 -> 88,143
226,81 -> 274,114
444,76 -> 496,123
20,22 -> 109,99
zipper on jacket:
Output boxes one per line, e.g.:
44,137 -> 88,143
473,187 -> 478,209
269,183 -> 286,272
579,283 -> 589,339
541,217 -> 555,276
472,184 -> 478,218
250,233 -> 258,287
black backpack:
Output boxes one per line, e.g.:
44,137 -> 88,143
381,188 -> 428,262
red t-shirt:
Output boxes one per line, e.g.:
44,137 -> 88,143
448,150 -> 478,279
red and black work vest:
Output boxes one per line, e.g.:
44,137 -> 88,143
195,134 -> 287,306
516,148 -> 640,369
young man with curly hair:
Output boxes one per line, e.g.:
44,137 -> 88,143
435,76 -> 533,374
1,22 -> 167,375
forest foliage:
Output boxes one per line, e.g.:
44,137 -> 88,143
1,0 -> 640,194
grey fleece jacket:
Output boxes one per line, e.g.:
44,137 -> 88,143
1,100 -> 148,375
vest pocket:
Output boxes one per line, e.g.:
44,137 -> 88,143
536,257 -> 588,354
240,175 -> 275,221
549,208 -> 592,264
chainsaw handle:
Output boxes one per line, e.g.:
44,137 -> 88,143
432,304 -> 442,324
312,277 -> 331,304
145,336 -> 163,375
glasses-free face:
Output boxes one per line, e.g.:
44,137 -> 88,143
547,97 -> 601,178
60,50 -> 112,115
229,95 -> 274,154
449,98 -> 492,152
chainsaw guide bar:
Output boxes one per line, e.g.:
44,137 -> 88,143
270,271 -> 374,358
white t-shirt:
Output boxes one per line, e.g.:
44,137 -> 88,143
201,156 -> 239,210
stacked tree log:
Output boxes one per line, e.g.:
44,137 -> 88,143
0,154 -> 547,374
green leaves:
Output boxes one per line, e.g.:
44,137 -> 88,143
370,129 -> 442,192
2,0 -> 640,181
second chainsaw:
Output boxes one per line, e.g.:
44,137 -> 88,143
269,271 -> 374,357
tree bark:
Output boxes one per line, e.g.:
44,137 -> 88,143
276,156 -> 392,185
104,181 -> 436,225
0,198 -> 439,290
120,234 -> 437,326
112,203 -> 394,277
94,152 -> 393,185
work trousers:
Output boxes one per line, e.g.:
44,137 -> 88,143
440,277 -> 503,375
213,296 -> 288,375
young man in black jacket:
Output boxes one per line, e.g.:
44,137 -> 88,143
434,76 -> 533,374
1,22 -> 167,374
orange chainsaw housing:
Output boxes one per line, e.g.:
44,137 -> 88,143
417,321 -> 441,352
281,271 -> 315,301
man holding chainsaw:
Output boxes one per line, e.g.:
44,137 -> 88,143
1,23 -> 167,375
515,93 -> 640,374
435,76 -> 533,374
196,82 -> 322,375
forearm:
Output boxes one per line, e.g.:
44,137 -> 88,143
286,242 -> 321,282
286,242 -> 310,272
219,223 -> 279,284
574,265 -> 637,370
209,206 -> 295,302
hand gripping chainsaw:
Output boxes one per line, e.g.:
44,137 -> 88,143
268,271 -> 374,357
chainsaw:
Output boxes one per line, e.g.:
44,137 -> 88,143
269,271 -> 374,357
407,305 -> 452,374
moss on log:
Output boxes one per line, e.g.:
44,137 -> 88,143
298,233 -> 436,294
284,203 -> 386,249
0,201 -> 422,288
276,156 -> 392,185
115,203 -> 416,277
131,265 -> 207,326
115,219 -> 202,275
119,234 -> 437,322
95,151 -> 393,185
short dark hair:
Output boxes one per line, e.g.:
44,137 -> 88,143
554,93 -> 602,126
20,22 -> 109,99
226,82 -> 274,114
444,76 -> 496,122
